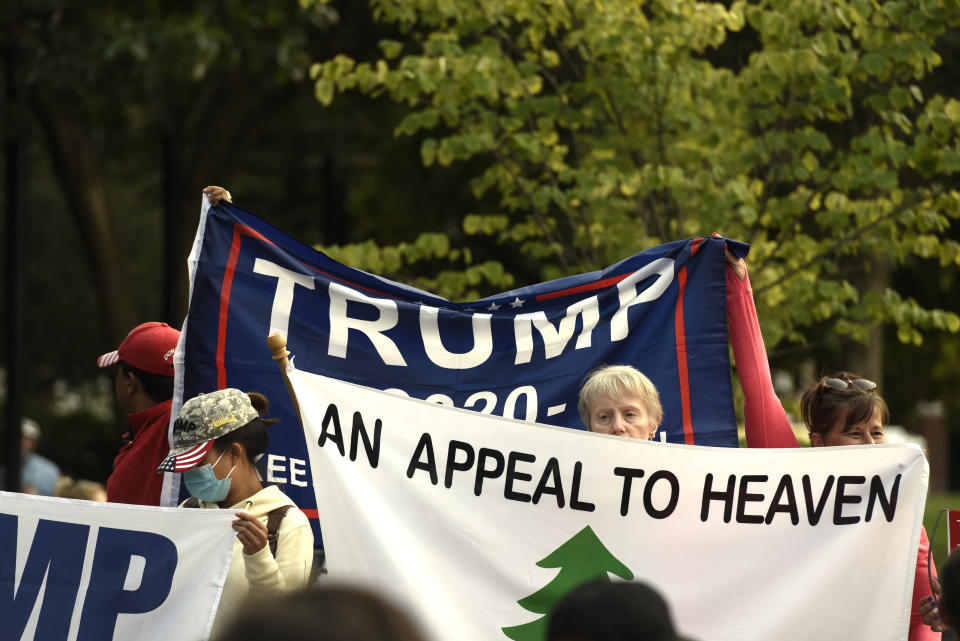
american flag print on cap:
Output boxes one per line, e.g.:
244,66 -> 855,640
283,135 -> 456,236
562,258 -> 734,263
157,440 -> 214,472
157,388 -> 259,474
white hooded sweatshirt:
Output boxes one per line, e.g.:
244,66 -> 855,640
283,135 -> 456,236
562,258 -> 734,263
187,484 -> 314,638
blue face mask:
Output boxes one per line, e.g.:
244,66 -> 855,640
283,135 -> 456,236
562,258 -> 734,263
183,451 -> 235,504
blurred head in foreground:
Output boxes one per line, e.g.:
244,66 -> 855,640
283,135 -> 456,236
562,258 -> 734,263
547,579 -> 694,641
938,546 -> 960,629
55,477 -> 107,502
212,584 -> 428,641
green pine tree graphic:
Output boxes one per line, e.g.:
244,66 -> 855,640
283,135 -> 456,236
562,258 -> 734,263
501,526 -> 634,641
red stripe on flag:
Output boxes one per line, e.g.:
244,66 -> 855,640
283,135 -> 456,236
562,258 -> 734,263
291,255 -> 395,299
536,273 -> 630,302
236,224 -> 270,244
675,266 -> 695,445
537,239 -> 705,302
302,509 -> 319,519
234,222 -> 396,299
217,226 -> 244,389
216,220 -> 399,390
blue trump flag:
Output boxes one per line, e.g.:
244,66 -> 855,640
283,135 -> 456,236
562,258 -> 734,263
175,200 -> 748,533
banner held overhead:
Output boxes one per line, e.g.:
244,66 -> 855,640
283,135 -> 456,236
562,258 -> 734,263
177,199 -> 747,531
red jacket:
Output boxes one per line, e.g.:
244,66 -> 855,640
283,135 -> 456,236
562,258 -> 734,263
728,267 -> 939,641
106,399 -> 173,506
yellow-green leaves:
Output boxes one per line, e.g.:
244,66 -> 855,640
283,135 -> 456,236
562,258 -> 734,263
314,78 -> 334,105
306,0 -> 960,348
946,99 -> 960,123
380,39 -> 404,59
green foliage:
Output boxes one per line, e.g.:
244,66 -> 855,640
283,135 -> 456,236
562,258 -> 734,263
29,0 -> 335,85
309,0 -> 960,346
0,0 -> 344,477
321,233 -> 515,300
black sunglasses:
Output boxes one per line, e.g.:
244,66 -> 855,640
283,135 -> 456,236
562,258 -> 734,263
820,377 -> 877,392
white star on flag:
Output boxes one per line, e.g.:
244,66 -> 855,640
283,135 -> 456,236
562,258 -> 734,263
510,297 -> 525,308
486,302 -> 501,311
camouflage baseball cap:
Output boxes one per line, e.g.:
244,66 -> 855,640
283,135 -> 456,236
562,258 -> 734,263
156,388 -> 259,473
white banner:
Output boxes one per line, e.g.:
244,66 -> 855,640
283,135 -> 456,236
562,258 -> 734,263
0,492 -> 236,641
290,366 -> 929,641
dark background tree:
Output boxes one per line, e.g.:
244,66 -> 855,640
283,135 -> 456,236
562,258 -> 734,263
0,0 -> 477,482
1,0 -> 959,492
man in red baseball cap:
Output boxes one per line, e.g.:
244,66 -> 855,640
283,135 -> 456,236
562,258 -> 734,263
97,321 -> 181,505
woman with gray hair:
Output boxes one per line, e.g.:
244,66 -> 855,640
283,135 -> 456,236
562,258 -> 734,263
578,365 -> 663,440
577,242 -> 745,442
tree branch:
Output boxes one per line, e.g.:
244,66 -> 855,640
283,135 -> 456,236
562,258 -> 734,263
754,194 -> 928,295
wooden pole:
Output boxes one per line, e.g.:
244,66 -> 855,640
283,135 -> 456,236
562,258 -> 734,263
266,332 -> 303,428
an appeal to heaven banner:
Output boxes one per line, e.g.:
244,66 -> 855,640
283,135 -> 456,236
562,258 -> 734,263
289,366 -> 929,641
0,493 -> 235,641
173,198 -> 747,522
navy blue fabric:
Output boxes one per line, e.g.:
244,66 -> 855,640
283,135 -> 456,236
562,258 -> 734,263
180,204 -> 749,537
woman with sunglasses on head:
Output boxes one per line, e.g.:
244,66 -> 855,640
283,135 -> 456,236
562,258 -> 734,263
800,374 -> 889,446
724,250 -> 941,639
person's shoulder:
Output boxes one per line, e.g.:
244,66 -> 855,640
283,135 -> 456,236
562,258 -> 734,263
278,505 -> 313,548
132,399 -> 174,437
263,487 -> 312,526
285,504 -> 311,526
31,454 -> 60,477
149,398 -> 174,419
269,486 -> 304,510
247,485 -> 297,514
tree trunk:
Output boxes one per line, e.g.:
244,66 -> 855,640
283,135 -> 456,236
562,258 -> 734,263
845,255 -> 891,384
161,131 -> 192,326
159,83 -> 297,324
31,96 -> 136,345
5,38 -> 26,492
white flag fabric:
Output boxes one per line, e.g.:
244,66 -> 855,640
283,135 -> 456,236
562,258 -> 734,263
290,366 -> 929,641
0,492 -> 236,641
